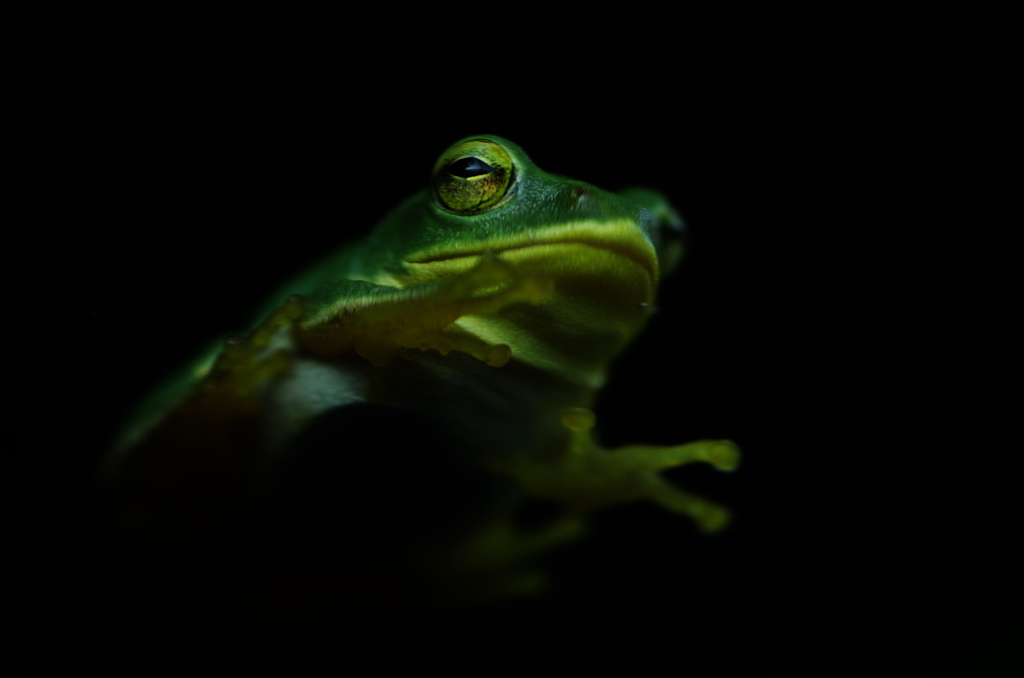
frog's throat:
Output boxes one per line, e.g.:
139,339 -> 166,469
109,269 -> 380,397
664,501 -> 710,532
394,220 -> 659,390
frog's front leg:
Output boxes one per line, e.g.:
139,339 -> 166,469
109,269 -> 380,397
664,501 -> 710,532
294,255 -> 553,367
488,408 -> 741,533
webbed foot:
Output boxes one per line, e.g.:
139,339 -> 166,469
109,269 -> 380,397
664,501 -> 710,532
488,407 -> 740,533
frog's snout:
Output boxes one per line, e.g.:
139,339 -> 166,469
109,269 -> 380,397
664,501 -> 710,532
638,207 -> 654,235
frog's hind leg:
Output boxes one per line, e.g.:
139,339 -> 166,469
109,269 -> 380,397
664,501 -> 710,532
414,513 -> 587,608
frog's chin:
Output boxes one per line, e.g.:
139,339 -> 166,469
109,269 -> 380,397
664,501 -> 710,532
399,235 -> 658,387
438,242 -> 657,388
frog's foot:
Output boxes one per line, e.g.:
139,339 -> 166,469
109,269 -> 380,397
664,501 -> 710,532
295,255 -> 554,367
199,294 -> 307,395
103,296 -> 307,542
488,407 -> 740,533
419,515 -> 587,605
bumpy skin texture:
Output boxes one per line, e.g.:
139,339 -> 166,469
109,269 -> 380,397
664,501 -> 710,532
99,135 -> 739,616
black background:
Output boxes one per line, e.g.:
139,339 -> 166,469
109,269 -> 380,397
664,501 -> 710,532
42,32 -> 1019,675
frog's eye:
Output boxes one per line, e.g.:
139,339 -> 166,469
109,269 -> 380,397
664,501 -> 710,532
433,139 -> 515,214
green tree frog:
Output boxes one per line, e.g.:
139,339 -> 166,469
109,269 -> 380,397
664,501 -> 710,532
99,135 -> 739,616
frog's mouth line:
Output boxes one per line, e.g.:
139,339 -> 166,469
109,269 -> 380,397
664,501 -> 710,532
404,221 -> 658,286
410,240 -> 655,285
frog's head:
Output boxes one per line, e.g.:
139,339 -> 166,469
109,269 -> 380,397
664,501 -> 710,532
361,135 -> 682,284
354,135 -> 686,386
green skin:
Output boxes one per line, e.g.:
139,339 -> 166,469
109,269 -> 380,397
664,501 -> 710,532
101,135 -> 739,614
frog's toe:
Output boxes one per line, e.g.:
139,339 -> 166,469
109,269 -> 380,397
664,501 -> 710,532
645,476 -> 732,533
708,440 -> 741,472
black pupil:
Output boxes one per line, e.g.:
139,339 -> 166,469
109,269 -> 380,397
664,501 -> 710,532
448,157 -> 494,178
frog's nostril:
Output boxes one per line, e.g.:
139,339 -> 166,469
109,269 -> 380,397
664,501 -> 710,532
639,208 -> 653,229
